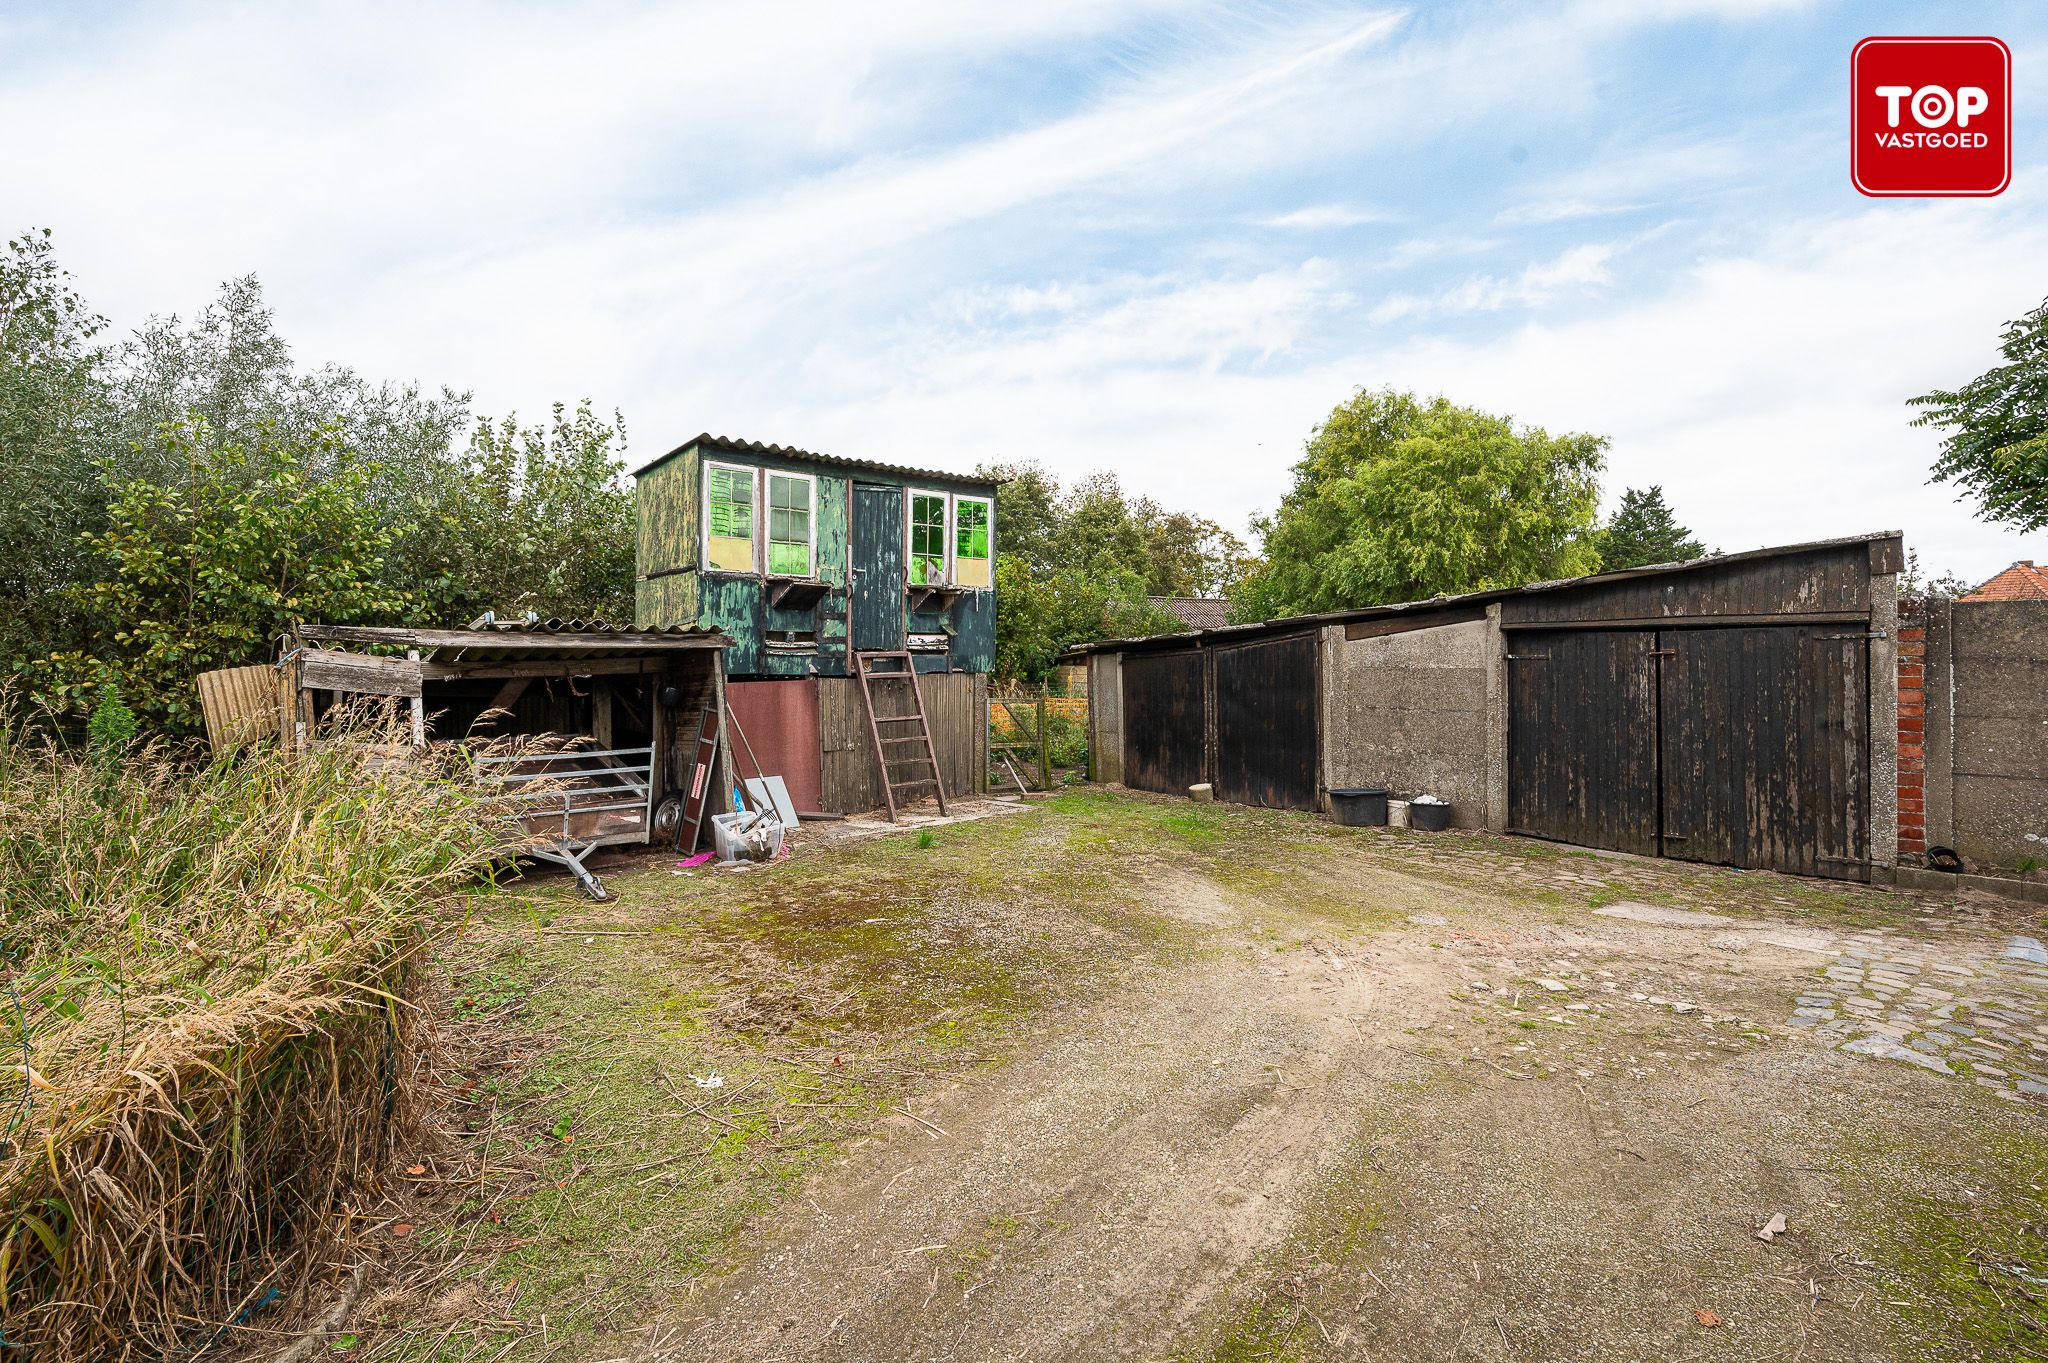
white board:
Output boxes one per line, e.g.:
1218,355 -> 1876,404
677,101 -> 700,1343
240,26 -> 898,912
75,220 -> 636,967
743,775 -> 799,828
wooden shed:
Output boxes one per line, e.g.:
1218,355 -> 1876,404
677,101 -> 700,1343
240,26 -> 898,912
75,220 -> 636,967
633,434 -> 996,816
280,619 -> 729,895
1071,533 -> 1906,882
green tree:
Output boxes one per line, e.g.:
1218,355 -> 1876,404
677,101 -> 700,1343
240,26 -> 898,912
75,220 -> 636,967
1912,296 -> 2048,532
31,422 -> 409,732
1245,388 -> 1606,617
993,555 -> 1180,682
0,230 -> 114,667
1599,486 -> 1707,569
978,460 -> 1061,573
422,402 -> 636,623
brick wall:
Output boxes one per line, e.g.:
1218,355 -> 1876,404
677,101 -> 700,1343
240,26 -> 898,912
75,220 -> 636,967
1896,606 -> 1926,861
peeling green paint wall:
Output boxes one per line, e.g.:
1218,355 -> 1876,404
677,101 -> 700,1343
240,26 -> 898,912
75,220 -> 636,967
632,439 -> 995,678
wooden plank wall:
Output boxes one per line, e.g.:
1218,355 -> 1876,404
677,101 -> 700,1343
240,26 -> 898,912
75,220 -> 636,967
1503,546 -> 1879,625
196,664 -> 280,749
819,671 -> 986,812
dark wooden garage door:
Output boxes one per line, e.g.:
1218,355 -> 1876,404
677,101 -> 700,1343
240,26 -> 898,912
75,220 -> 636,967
1121,650 -> 1207,796
1214,634 -> 1319,810
1509,626 -> 1870,878
1507,629 -> 1659,855
1660,626 -> 1868,879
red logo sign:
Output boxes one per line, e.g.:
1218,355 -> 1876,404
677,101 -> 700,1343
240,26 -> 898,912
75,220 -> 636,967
1852,37 -> 2010,197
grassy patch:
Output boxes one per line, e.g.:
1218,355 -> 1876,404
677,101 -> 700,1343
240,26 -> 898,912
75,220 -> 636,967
380,797 -> 1250,1359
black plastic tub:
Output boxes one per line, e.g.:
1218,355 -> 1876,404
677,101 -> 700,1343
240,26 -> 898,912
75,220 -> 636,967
1410,800 -> 1453,832
1328,787 -> 1389,827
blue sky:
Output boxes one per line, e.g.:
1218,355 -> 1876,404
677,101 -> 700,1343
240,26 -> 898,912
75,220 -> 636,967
3,1 -> 2045,581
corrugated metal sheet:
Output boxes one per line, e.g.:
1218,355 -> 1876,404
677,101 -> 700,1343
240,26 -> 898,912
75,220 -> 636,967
635,433 -> 1003,488
294,620 -> 726,666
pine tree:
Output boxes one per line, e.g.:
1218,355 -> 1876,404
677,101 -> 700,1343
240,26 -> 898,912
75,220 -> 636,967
1600,486 -> 1707,569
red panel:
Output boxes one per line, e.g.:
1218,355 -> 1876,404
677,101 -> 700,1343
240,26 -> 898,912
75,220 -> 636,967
726,679 -> 822,813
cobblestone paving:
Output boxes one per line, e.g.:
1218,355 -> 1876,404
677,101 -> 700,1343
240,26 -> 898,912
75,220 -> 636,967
1789,931 -> 2048,1102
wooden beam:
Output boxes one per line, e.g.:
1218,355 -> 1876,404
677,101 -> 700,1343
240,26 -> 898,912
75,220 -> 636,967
416,655 -> 669,681
1343,605 -> 1488,640
298,649 -> 423,698
298,624 -> 722,651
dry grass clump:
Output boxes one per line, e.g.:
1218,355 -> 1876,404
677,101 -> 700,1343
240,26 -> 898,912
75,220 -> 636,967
0,718 -> 512,1359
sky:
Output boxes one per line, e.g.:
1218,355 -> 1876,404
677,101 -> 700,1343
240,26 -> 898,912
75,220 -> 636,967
3,0 -> 2044,584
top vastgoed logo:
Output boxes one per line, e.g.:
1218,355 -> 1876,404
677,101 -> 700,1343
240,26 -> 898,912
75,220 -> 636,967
1852,36 -> 2011,197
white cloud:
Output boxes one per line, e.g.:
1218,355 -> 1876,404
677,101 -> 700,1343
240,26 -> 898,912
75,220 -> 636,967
1260,204 -> 1397,229
1369,240 -> 1623,322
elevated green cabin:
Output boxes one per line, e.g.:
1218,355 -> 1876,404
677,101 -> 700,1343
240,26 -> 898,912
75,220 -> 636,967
633,435 -> 998,678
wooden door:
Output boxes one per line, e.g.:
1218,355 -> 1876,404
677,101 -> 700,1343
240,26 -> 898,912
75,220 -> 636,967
1213,634 -> 1319,809
1507,629 -> 1659,855
850,484 -> 904,652
1659,626 -> 1869,879
1120,650 -> 1207,796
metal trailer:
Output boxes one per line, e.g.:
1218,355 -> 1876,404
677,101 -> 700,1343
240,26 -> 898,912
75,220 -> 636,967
474,743 -> 658,900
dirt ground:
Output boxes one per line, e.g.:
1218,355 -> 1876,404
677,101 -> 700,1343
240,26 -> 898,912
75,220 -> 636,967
366,790 -> 2048,1363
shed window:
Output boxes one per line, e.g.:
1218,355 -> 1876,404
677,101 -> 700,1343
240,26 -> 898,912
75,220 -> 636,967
954,496 -> 992,589
766,472 -> 814,577
704,462 -> 756,572
909,492 -> 949,585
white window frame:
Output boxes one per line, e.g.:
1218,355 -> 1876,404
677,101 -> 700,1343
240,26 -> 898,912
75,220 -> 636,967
701,459 -> 761,574
763,469 -> 818,579
905,487 -> 953,587
951,493 -> 995,592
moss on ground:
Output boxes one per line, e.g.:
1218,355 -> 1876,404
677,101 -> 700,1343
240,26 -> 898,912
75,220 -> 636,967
1831,1119 -> 2048,1359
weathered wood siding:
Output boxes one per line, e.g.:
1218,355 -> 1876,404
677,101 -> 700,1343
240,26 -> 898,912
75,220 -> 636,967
1507,629 -> 1660,854
1502,543 -> 1891,627
634,447 -> 699,624
818,671 -> 986,812
1120,650 -> 1207,796
1213,634 -> 1319,810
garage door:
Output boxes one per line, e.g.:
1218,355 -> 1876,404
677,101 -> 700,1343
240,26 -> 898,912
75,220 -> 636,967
1659,625 -> 1869,879
1121,650 -> 1206,796
1214,634 -> 1319,810
1509,626 -> 1870,878
1506,630 -> 1659,855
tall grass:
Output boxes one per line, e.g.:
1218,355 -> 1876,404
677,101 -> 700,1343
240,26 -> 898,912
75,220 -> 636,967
0,718 -> 510,1359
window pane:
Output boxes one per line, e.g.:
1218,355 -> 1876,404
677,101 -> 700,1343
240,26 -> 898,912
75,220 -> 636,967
707,466 -> 754,542
706,466 -> 755,570
768,541 -> 809,575
955,499 -> 989,561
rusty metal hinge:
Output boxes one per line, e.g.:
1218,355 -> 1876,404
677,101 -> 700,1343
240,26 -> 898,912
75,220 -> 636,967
1820,631 -> 1886,640
1649,648 -> 1677,658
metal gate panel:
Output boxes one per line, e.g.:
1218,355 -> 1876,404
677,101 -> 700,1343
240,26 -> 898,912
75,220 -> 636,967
1121,650 -> 1207,796
1659,626 -> 1869,880
1507,629 -> 1659,855
850,484 -> 904,652
1213,634 -> 1319,810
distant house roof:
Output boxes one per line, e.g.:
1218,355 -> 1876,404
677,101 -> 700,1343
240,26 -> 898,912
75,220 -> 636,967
1962,560 -> 2048,602
1148,596 -> 1231,630
634,433 -> 1002,487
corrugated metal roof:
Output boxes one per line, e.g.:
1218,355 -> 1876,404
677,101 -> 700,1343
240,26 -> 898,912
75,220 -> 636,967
634,433 -> 1003,486
1063,530 -> 1904,659
295,618 -> 727,665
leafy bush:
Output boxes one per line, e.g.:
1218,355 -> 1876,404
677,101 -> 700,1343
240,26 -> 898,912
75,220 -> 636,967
0,714 -> 510,1357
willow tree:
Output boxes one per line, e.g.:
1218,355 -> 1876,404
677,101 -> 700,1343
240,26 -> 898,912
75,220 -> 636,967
1234,388 -> 1606,619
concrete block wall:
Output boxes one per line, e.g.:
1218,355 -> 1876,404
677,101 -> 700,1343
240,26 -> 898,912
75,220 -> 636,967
1320,616 -> 1503,829
1899,598 -> 2048,875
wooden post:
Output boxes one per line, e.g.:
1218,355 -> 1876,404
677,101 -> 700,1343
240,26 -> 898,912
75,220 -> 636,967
406,649 -> 426,748
592,681 -> 614,748
1037,693 -> 1051,791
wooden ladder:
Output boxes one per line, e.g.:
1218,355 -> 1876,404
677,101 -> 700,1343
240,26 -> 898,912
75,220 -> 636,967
853,651 -> 948,823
